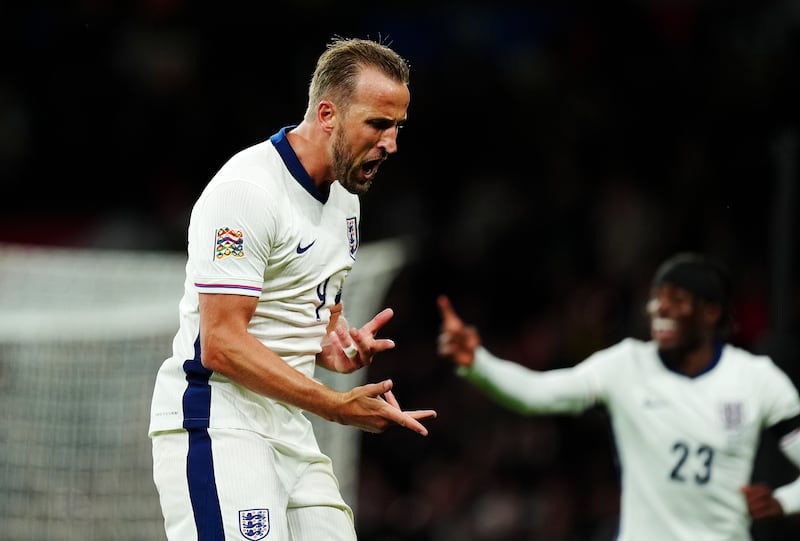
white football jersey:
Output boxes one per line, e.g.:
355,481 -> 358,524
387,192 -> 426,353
149,126 -> 360,437
466,338 -> 800,541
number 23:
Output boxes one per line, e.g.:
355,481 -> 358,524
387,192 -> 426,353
670,441 -> 714,484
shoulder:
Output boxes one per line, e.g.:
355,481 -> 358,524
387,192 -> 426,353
577,337 -> 654,376
569,338 -> 656,403
720,344 -> 800,396
721,344 -> 793,380
214,140 -> 284,187
720,345 -> 800,421
189,142 -> 290,235
587,337 -> 653,362
197,141 -> 289,205
722,344 -> 781,372
227,139 -> 278,163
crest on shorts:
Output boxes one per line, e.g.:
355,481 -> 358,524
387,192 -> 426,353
215,227 -> 245,260
239,508 -> 270,540
346,216 -> 359,260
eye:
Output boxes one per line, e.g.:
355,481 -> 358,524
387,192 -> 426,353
369,119 -> 394,130
673,290 -> 692,305
369,119 -> 404,131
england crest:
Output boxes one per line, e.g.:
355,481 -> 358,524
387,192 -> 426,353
346,216 -> 359,260
721,402 -> 743,430
239,508 -> 270,540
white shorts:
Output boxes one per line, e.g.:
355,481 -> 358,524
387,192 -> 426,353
151,428 -> 356,541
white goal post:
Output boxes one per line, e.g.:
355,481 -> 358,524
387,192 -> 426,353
0,237 -> 412,540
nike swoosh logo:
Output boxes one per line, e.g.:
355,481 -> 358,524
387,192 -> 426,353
296,240 -> 316,254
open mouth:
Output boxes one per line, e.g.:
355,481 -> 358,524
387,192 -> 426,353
361,158 -> 383,179
651,317 -> 677,340
652,318 -> 676,332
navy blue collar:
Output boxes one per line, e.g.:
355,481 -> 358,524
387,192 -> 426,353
658,342 -> 724,378
269,126 -> 328,203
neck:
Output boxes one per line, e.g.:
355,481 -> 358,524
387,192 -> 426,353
285,121 -> 335,192
660,340 -> 720,377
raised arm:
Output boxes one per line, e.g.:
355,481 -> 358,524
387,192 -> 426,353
436,294 -> 597,415
436,294 -> 482,367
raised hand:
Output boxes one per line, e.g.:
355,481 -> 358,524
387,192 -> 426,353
320,307 -> 396,373
436,295 -> 481,367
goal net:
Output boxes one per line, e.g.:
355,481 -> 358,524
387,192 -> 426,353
0,237 -> 411,540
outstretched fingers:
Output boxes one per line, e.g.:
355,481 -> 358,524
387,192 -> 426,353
364,380 -> 436,436
383,389 -> 401,409
437,294 -> 464,353
349,325 -> 395,356
436,295 -> 479,366
437,295 -> 464,333
342,308 -> 397,364
388,407 -> 437,436
382,390 -> 436,422
360,307 -> 395,335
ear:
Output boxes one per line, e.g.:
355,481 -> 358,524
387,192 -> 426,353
317,100 -> 336,134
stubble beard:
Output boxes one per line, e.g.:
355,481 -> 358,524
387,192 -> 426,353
332,129 -> 370,195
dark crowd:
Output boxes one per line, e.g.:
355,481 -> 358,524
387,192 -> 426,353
3,2 -> 800,540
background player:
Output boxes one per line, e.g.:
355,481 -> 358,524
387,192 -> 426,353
437,252 -> 800,540
149,36 -> 436,541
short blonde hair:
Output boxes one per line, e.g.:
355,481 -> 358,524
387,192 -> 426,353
305,36 -> 410,119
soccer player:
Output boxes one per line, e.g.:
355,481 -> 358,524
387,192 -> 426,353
437,252 -> 800,540
149,37 -> 436,541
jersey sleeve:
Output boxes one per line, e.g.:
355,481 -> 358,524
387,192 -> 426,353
756,356 -> 800,428
457,346 -> 599,415
187,179 -> 275,297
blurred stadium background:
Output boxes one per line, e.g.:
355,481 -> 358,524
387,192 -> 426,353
2,2 -> 799,540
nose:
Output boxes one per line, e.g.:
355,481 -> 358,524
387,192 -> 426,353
648,294 -> 674,316
378,126 -> 399,155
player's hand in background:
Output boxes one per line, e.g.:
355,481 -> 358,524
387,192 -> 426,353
741,483 -> 785,519
436,295 -> 481,368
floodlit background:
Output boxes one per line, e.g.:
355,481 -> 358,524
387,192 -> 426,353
2,2 -> 799,540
